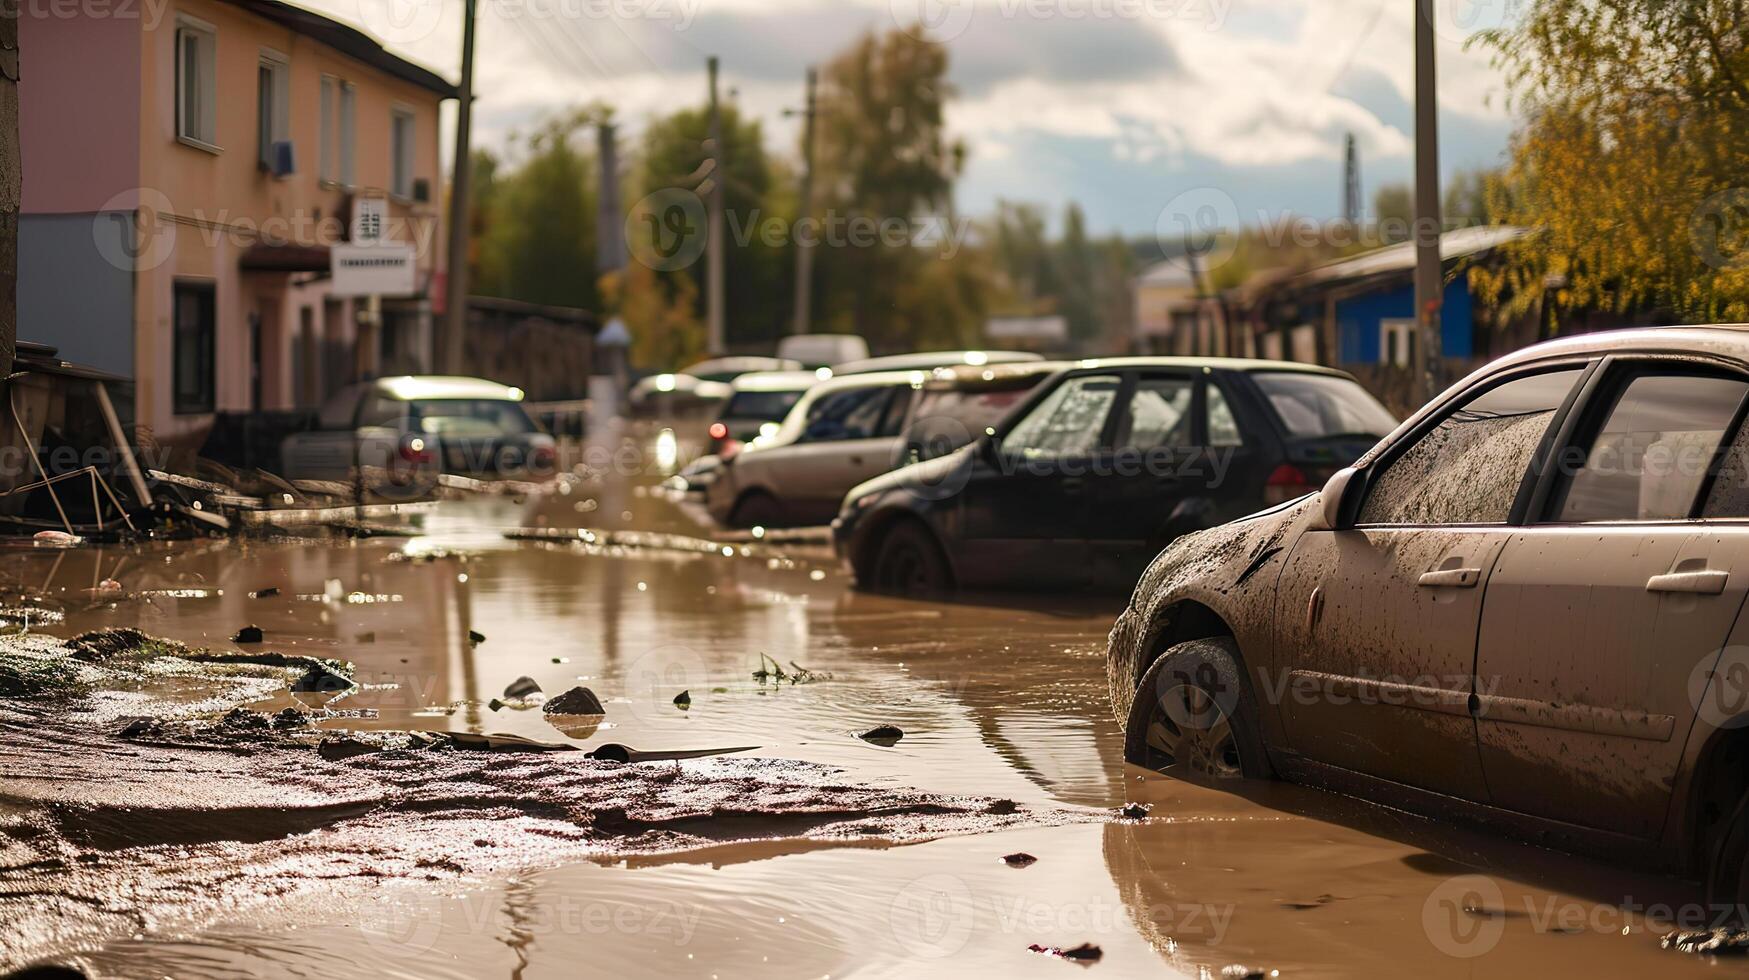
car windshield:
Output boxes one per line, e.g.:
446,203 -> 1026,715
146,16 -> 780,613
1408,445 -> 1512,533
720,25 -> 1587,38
409,399 -> 538,437
903,386 -> 1040,459
722,390 -> 805,422
1254,373 -> 1397,439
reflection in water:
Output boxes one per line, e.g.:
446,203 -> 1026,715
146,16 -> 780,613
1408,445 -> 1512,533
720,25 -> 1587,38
5,433 -> 1720,979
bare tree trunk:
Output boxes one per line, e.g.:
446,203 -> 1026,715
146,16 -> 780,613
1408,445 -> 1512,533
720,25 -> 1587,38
0,12 -> 17,377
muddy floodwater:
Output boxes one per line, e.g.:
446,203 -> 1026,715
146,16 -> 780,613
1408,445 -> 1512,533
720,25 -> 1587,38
0,428 -> 1736,978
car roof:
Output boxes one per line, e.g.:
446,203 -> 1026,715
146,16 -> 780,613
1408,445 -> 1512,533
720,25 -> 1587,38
1478,324 -> 1749,374
728,370 -> 822,392
373,375 -> 525,401
681,356 -> 802,376
831,350 -> 1044,375
922,360 -> 1069,390
1062,356 -> 1358,378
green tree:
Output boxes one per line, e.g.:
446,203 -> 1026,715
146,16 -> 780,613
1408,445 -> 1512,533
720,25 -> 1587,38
473,109 -> 600,310
1478,0 -> 1749,323
1373,183 -> 1413,243
1055,203 -> 1100,345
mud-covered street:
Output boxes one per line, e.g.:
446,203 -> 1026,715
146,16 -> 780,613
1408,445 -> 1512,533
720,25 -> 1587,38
0,429 -> 1735,979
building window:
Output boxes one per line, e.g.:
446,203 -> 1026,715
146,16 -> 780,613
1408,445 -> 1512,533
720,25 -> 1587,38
391,109 -> 415,199
173,282 -> 216,415
320,76 -> 356,185
175,20 -> 217,148
1380,318 -> 1415,368
257,51 -> 290,174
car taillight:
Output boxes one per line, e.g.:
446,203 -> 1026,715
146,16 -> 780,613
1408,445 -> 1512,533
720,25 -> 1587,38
531,445 -> 556,470
400,437 -> 433,464
719,439 -> 743,461
708,422 -> 729,440
1264,463 -> 1314,504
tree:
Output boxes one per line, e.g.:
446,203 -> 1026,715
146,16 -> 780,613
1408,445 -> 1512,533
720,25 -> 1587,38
603,262 -> 706,371
1055,204 -> 1100,345
472,110 -> 599,311
1477,0 -> 1749,324
1373,183 -> 1413,244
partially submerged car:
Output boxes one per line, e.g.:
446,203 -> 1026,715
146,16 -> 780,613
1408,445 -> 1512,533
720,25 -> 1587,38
1106,326 -> 1749,902
833,358 -> 1394,594
281,376 -> 555,484
706,370 -> 820,457
709,362 -> 1060,528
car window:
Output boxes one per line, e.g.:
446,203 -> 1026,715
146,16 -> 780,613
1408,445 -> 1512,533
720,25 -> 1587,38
1207,382 -> 1243,447
799,386 -> 890,442
1001,374 -> 1120,458
1254,372 -> 1397,439
1358,368 -> 1583,526
409,399 -> 537,437
1555,373 -> 1747,522
723,390 -> 805,422
878,387 -> 915,437
1117,376 -> 1194,451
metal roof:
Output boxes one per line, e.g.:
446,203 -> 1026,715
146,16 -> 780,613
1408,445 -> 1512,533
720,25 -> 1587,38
1295,225 -> 1530,288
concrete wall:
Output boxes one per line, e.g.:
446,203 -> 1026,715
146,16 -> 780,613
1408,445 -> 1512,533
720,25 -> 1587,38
19,214 -> 137,377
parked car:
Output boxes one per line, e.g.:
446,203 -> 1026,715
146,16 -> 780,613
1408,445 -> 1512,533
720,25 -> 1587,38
777,333 -> 869,369
679,356 -> 803,382
1104,326 -> 1749,902
831,350 -> 1044,376
709,362 -> 1061,528
706,370 -> 820,457
280,376 -> 556,484
626,372 -> 733,415
832,357 -> 1395,594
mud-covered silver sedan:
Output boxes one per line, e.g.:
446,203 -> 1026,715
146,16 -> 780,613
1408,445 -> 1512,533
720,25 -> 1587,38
1110,325 -> 1749,905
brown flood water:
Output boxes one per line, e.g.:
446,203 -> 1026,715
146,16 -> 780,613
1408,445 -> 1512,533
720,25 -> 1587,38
0,427 -> 1733,978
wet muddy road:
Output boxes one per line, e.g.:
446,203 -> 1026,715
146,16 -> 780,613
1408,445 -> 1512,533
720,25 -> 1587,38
0,427 -> 1736,978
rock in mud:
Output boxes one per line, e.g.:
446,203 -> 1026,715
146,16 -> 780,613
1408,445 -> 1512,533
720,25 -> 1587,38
66,627 -> 159,663
673,689 -> 691,708
1001,852 -> 1038,867
318,736 -> 383,762
468,630 -> 487,646
859,725 -> 904,746
232,625 -> 265,644
1118,802 -> 1151,820
1027,942 -> 1102,964
543,685 -> 604,715
1662,928 -> 1749,955
504,676 -> 542,700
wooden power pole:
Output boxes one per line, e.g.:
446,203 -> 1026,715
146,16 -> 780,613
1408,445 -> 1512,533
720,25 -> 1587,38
441,0 -> 479,376
0,11 -> 17,378
1412,0 -> 1443,406
790,67 -> 817,337
706,56 -> 725,355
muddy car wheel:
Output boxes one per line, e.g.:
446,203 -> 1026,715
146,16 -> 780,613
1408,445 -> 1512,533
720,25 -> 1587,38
869,521 -> 951,596
1124,637 -> 1269,780
732,491 -> 785,529
1707,789 -> 1749,921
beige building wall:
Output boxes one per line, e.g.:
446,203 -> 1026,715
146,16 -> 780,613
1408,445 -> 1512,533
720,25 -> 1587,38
134,0 -> 446,451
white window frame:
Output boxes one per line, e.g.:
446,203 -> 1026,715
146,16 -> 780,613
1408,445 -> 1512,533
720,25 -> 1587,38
1380,318 -> 1415,368
390,106 -> 416,200
257,48 -> 291,174
175,16 -> 218,151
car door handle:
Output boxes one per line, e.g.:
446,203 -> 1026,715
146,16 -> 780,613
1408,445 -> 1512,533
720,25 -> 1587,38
1646,570 -> 1729,594
1417,567 -> 1481,589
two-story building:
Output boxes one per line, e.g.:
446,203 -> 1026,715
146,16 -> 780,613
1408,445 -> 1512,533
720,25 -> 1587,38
20,0 -> 455,452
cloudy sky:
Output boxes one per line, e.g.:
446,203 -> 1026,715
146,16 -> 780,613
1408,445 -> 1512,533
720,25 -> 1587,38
302,0 -> 1520,237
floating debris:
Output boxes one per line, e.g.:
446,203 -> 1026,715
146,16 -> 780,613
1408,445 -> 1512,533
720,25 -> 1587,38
859,725 -> 904,747
543,686 -> 605,716
31,530 -> 82,548
1027,942 -> 1102,965
250,587 -> 281,599
1663,928 -> 1749,955
468,630 -> 486,646
753,653 -> 833,686
673,690 -> 691,709
1001,852 -> 1038,868
1118,802 -> 1151,820
503,676 -> 543,700
232,625 -> 264,644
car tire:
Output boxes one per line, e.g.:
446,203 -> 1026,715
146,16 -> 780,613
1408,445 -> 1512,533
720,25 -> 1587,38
1124,636 -> 1271,780
731,491 -> 786,529
868,520 -> 952,597
1707,788 -> 1749,922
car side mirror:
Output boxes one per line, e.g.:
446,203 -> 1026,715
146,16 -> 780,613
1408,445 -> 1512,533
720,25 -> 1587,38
1309,466 -> 1360,531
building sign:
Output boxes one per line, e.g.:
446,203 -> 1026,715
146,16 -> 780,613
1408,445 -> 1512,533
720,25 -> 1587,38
331,244 -> 416,297
351,195 -> 388,244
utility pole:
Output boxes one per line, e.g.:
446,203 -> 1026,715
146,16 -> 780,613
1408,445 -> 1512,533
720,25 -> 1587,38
0,9 -> 17,379
441,0 -> 479,376
705,56 -> 726,355
596,121 -> 625,275
1342,132 -> 1360,228
1412,0 -> 1444,406
790,67 -> 818,336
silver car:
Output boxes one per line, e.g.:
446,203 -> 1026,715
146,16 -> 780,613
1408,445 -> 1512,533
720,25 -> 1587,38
280,376 -> 556,487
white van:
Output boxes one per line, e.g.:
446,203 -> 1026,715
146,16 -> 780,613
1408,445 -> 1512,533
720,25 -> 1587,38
776,334 -> 870,369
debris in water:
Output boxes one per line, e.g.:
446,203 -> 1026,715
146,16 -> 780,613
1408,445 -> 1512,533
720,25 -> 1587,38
584,742 -> 759,763
468,630 -> 486,646
1118,802 -> 1151,820
674,690 -> 691,709
1001,852 -> 1038,867
232,625 -> 265,644
1220,967 -> 1270,980
503,676 -> 542,700
543,686 -> 605,715
318,736 -> 383,762
1663,928 -> 1749,955
356,631 -> 376,643
250,587 -> 281,598
753,653 -> 833,686
1027,942 -> 1102,965
31,530 -> 81,548
96,579 -> 123,594
859,725 -> 904,746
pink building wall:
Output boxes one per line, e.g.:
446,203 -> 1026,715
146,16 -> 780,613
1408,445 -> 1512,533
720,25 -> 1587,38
20,11 -> 141,214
